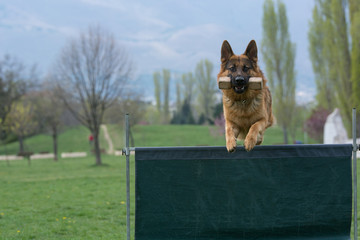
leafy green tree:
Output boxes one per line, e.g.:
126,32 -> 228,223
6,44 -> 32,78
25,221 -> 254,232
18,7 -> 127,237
0,55 -> 35,126
308,0 -> 360,133
176,82 -> 182,113
308,4 -> 336,110
183,72 -> 196,120
195,59 -> 217,124
181,72 -> 195,105
162,69 -> 171,123
289,104 -> 310,143
350,0 -> 360,115
5,99 -> 38,153
171,98 -> 195,125
261,0 -> 296,144
152,69 -> 171,124
153,71 -> 162,113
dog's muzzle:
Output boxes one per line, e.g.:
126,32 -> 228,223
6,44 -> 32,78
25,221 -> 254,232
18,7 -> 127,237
231,75 -> 250,94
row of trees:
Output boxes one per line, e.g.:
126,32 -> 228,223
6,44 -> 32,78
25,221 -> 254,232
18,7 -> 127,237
261,0 -> 360,141
309,0 -> 360,134
150,0 -> 360,144
2,0 -> 359,162
147,0 -> 300,144
152,59 -> 219,125
151,0 -> 301,144
0,26 -> 138,165
153,69 -> 171,123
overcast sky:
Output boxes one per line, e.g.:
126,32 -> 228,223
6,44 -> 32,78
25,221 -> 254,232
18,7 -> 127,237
0,0 -> 316,103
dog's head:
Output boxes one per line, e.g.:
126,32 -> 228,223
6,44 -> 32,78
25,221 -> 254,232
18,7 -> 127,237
218,40 -> 262,94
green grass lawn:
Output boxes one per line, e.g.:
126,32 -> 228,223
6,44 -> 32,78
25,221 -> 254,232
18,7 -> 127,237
0,126 -> 110,156
131,124 -> 317,147
106,124 -> 124,151
0,123 -> 318,156
0,124 -> 352,239
0,155 -> 135,240
1,149 -> 359,239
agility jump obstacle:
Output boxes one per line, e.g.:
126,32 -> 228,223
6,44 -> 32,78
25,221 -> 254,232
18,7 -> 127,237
123,109 -> 359,240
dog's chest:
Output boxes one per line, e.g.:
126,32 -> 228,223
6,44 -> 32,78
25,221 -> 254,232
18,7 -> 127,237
223,95 -> 262,126
224,95 -> 261,112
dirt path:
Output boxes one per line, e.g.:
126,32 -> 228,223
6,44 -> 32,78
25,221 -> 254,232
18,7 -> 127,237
101,124 -> 114,154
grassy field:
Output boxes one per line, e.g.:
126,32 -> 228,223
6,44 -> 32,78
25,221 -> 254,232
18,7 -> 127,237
0,124 -> 322,239
0,123 -> 318,156
0,155 -> 135,240
2,154 -> 359,239
131,124 -> 317,147
0,126 -> 110,156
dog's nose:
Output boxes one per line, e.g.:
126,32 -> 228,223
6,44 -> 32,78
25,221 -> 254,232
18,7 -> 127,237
235,76 -> 246,85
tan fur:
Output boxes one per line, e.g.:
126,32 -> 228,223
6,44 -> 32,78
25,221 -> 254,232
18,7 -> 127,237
217,40 -> 274,152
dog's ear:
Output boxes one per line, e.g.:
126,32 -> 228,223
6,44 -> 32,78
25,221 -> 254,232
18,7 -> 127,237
244,40 -> 258,62
221,40 -> 234,63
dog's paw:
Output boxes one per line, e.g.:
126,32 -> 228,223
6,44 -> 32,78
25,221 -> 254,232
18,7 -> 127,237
227,146 -> 236,153
256,132 -> 264,145
256,139 -> 263,145
226,139 -> 237,153
244,136 -> 256,152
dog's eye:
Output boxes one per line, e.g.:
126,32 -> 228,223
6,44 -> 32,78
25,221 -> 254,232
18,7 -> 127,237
243,66 -> 250,72
229,66 -> 236,72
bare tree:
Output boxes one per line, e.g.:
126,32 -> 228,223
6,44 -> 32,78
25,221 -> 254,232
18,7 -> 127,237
54,26 -> 132,165
30,81 -> 64,161
104,91 -> 146,147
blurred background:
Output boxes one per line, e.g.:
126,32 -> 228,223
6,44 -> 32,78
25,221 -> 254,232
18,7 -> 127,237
0,0 -> 359,164
2,1 -> 360,239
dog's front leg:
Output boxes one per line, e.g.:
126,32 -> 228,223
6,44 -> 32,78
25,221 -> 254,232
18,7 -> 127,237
225,120 -> 239,152
244,119 -> 267,151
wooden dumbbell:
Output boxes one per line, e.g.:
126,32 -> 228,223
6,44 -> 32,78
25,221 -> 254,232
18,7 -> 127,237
218,77 -> 263,90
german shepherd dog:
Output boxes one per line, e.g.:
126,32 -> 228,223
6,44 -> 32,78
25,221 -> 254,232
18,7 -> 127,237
217,40 -> 274,152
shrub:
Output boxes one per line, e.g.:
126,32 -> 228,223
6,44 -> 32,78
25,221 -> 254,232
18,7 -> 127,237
305,108 -> 331,142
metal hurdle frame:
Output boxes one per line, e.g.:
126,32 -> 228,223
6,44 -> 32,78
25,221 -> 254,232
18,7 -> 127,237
353,108 -> 358,240
123,114 -> 135,240
123,109 -> 359,240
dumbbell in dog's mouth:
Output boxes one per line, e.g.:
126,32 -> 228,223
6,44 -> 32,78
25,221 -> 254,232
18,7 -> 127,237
230,75 -> 250,94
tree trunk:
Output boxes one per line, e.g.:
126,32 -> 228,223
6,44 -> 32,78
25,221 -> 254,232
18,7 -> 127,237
130,128 -> 135,147
357,113 -> 360,137
283,126 -> 289,144
52,131 -> 58,162
19,135 -> 24,153
94,131 -> 102,165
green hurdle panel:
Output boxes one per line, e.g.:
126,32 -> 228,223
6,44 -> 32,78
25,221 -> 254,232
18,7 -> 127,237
135,144 -> 352,240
